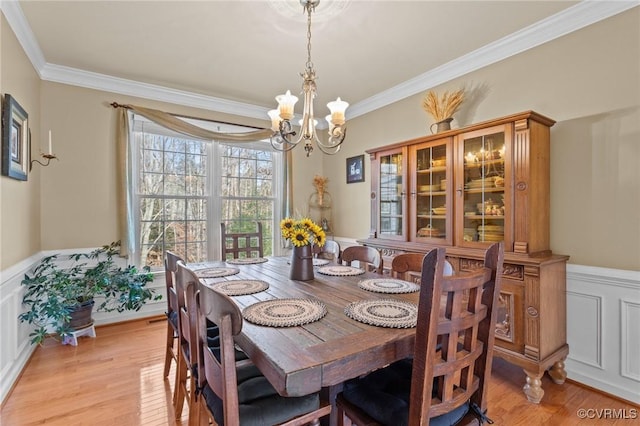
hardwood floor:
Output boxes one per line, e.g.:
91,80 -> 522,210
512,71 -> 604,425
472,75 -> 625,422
1,318 -> 636,425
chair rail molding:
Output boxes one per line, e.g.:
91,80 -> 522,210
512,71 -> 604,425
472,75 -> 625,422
565,264 -> 640,405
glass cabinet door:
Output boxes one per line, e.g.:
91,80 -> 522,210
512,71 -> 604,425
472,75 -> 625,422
411,139 -> 452,244
377,150 -> 405,240
456,125 -> 512,248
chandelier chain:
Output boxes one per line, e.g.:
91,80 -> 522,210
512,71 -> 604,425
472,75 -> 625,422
306,3 -> 314,71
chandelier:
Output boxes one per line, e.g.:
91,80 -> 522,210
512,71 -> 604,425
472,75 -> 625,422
269,0 -> 348,157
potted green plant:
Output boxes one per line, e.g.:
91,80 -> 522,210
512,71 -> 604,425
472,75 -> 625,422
18,241 -> 160,345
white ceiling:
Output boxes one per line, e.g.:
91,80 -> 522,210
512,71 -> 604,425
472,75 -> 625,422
3,1 -> 637,122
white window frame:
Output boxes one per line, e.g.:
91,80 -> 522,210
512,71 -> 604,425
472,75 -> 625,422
128,113 -> 283,269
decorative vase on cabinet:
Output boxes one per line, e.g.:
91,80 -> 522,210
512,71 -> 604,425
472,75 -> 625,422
360,111 -> 569,404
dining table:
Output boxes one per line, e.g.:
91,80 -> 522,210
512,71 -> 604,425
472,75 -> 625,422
193,256 -> 421,426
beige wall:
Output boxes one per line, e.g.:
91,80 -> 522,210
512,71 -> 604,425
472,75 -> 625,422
39,83 -> 293,251
1,14 -> 41,269
325,8 -> 640,271
2,8 -> 638,271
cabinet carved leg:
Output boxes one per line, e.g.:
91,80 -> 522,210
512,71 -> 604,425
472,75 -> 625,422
548,358 -> 567,384
523,369 -> 544,404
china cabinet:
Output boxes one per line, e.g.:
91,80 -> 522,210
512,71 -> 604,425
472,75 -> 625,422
359,111 -> 569,403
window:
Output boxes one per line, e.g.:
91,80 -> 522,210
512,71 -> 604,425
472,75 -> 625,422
129,115 -> 281,268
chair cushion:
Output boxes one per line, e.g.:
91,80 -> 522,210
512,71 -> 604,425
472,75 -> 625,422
202,363 -> 319,426
167,310 -> 178,330
342,359 -> 469,426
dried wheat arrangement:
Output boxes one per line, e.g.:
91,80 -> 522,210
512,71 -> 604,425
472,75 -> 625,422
422,89 -> 465,122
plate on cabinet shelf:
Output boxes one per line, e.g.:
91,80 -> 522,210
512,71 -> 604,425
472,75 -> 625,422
419,184 -> 440,192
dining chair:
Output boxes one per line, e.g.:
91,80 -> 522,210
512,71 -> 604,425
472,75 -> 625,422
341,246 -> 383,274
313,239 -> 341,263
336,242 -> 504,426
173,260 -> 248,419
391,253 -> 454,282
221,221 -> 264,260
188,265 -> 332,426
163,251 -> 183,379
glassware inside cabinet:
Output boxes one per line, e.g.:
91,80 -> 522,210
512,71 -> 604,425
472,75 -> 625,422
379,152 -> 403,237
462,131 -> 505,243
415,144 -> 447,240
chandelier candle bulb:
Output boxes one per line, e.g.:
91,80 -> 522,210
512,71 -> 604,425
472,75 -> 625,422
48,130 -> 52,154
276,90 -> 298,120
327,97 -> 348,125
325,115 -> 335,132
268,109 -> 282,132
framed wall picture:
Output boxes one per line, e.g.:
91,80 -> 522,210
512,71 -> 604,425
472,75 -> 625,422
346,154 -> 365,184
2,94 -> 29,181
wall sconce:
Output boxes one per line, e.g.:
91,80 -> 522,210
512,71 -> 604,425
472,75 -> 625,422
30,130 -> 58,170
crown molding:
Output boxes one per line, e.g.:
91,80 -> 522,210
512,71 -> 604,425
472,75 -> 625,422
347,0 -> 640,119
40,63 -> 271,121
0,0 -> 46,75
3,0 -> 638,121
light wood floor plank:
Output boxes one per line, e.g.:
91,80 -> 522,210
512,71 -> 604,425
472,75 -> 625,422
1,318 -> 636,425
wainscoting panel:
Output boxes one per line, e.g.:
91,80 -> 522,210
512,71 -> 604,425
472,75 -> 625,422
566,292 -> 602,368
565,264 -> 640,404
0,253 -> 40,404
620,299 -> 640,381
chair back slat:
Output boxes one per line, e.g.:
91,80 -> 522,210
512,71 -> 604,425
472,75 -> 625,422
312,240 -> 341,263
165,251 -> 184,314
221,222 -> 264,260
196,278 -> 244,425
341,246 -> 383,274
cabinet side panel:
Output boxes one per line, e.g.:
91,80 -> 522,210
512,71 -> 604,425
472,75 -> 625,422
513,124 -> 530,254
528,120 -> 551,254
538,260 -> 568,359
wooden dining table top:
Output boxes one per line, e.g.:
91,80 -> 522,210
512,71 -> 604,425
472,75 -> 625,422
196,256 -> 419,399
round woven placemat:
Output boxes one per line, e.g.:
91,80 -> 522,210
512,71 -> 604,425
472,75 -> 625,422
358,278 -> 420,294
345,299 -> 418,328
225,257 -> 268,265
194,266 -> 240,278
209,280 -> 269,296
317,265 -> 365,276
313,258 -> 330,266
243,298 -> 327,327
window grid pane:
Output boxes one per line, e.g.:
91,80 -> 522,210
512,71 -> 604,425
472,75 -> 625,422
138,131 -> 209,267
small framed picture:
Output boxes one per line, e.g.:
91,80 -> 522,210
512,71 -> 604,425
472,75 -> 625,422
2,94 -> 29,181
346,154 -> 365,184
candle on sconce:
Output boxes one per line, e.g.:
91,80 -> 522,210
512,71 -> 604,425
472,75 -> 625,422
48,130 -> 52,155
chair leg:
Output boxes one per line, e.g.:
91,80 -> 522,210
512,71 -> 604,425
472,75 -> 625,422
174,352 -> 188,419
187,374 -> 199,426
163,323 -> 176,378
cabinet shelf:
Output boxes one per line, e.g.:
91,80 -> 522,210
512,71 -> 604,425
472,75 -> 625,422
464,158 -> 504,169
464,187 -> 504,194
417,166 -> 447,174
417,191 -> 446,196
464,215 -> 504,220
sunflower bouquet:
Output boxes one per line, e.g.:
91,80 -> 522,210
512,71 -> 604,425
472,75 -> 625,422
280,217 -> 326,248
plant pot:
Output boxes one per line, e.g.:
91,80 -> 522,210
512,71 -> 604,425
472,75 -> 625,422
67,299 -> 95,330
289,245 -> 314,281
